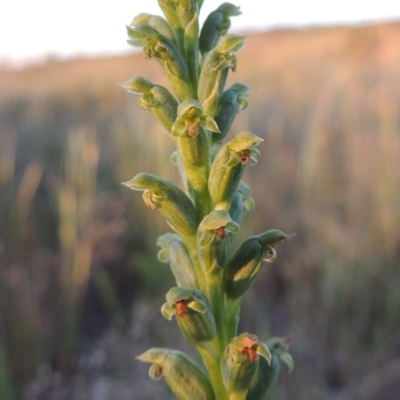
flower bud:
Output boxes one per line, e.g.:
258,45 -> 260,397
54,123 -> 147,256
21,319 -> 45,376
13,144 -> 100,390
157,0 -> 181,36
171,99 -> 219,138
161,287 -> 216,343
170,150 -> 191,194
122,173 -> 198,237
220,333 -> 271,393
176,0 -> 200,30
126,23 -> 191,100
228,181 -> 254,227
197,210 -> 239,271
199,3 -> 241,55
208,132 -> 263,210
137,347 -> 215,400
157,233 -> 199,288
171,99 -> 219,169
131,13 -> 175,41
247,336 -> 293,400
178,126 -> 210,169
198,34 -> 247,116
223,230 -> 294,299
213,83 -> 250,143
120,76 -> 178,134
184,10 -> 200,90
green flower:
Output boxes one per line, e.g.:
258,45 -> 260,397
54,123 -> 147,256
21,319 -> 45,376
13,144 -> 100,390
122,173 -> 198,236
221,333 -> 271,393
171,99 -> 219,138
197,210 -> 239,271
127,22 -> 191,100
247,336 -> 293,399
199,3 -> 242,55
213,83 -> 250,144
198,34 -> 247,116
208,131 -> 263,210
137,347 -> 215,400
120,76 -> 178,134
157,233 -> 199,288
223,230 -> 295,299
161,287 -> 216,343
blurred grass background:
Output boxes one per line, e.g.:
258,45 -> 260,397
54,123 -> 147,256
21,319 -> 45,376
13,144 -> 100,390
1,22 -> 400,400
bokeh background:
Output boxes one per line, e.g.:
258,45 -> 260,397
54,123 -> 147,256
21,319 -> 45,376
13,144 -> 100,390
1,9 -> 400,400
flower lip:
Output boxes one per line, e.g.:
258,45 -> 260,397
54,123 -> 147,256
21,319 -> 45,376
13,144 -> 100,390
239,149 -> 251,164
243,345 -> 259,362
214,226 -> 228,240
176,300 -> 189,317
154,365 -> 163,378
185,118 -> 201,136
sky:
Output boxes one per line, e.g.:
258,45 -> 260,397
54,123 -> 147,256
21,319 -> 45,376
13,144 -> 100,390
1,0 -> 400,67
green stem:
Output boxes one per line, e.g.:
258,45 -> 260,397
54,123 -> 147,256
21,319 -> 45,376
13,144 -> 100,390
183,236 -> 208,295
187,173 -> 212,218
196,344 -> 228,400
225,297 -> 242,341
185,17 -> 199,97
229,391 -> 248,400
207,267 -> 227,351
178,128 -> 212,218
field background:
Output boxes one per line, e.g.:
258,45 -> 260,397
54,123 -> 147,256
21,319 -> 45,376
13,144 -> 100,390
1,21 -> 400,400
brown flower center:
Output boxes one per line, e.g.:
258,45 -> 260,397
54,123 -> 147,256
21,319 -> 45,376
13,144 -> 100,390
176,300 -> 189,317
243,345 -> 259,362
214,226 -> 228,240
239,149 -> 251,164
